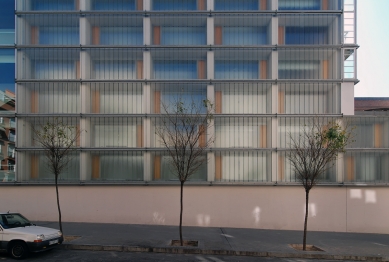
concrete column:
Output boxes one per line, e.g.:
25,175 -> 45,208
271,14 -> 278,45
341,82 -> 354,116
144,0 -> 151,10
143,17 -> 151,46
207,85 -> 215,181
207,51 -> 214,79
207,0 -> 214,10
143,51 -> 152,79
207,17 -> 214,45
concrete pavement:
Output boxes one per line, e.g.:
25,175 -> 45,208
36,221 -> 389,261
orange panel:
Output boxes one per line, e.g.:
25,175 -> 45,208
278,156 -> 284,181
278,26 -> 284,45
154,155 -> 161,180
322,0 -> 329,10
323,60 -> 329,79
260,0 -> 267,10
76,60 -> 81,79
92,155 -> 100,180
215,91 -> 222,114
260,125 -> 267,148
374,123 -> 383,148
198,0 -> 206,10
137,124 -> 144,148
346,156 -> 355,181
31,90 -> 38,113
92,26 -> 100,45
31,26 -> 39,44
214,26 -> 222,45
260,60 -> 267,79
278,90 -> 285,113
137,0 -> 143,10
92,90 -> 100,113
153,26 -> 161,45
31,155 -> 39,179
199,125 -> 206,147
215,155 -> 222,180
197,60 -> 206,79
154,91 -> 161,113
137,60 -> 143,79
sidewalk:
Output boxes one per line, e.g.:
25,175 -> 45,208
37,221 -> 389,261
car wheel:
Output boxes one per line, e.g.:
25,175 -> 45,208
9,241 -> 29,260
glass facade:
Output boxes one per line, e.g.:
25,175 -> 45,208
6,0 -> 385,185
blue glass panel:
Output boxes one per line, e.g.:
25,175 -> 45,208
0,49 -> 15,92
0,0 -> 15,29
32,0 -> 74,10
92,0 -> 135,10
154,61 -> 197,79
39,27 -> 79,45
223,27 -> 267,45
215,0 -> 258,10
161,27 -> 206,45
285,27 -> 327,44
215,61 -> 258,79
153,0 -> 196,10
100,27 -> 143,45
279,0 -> 320,10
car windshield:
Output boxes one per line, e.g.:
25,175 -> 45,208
0,214 -> 32,229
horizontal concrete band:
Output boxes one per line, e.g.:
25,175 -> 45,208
61,243 -> 389,261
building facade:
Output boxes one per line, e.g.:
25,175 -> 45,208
1,0 -> 389,233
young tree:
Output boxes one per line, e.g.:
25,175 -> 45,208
155,98 -> 213,246
287,118 -> 353,251
32,118 -> 82,234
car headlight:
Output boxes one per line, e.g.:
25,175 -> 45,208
58,231 -> 62,236
34,234 -> 45,242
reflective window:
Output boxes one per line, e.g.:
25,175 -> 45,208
0,0 -> 14,45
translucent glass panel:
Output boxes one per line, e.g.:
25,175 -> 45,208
0,49 -> 15,93
344,49 -> 355,79
278,15 -> 341,45
278,117 -> 338,148
278,152 -> 336,182
18,151 -> 80,181
154,61 -> 197,79
344,152 -> 389,183
278,0 -> 341,10
153,0 -> 197,10
214,0 -> 260,10
214,151 -> 270,182
89,151 -> 143,181
151,83 -> 207,114
215,117 -> 271,148
19,0 -> 77,11
346,117 -> 389,148
214,49 -> 271,79
152,152 -> 207,181
88,49 -> 143,80
17,83 -> 79,114
17,48 -> 80,80
214,83 -> 271,114
87,15 -> 143,46
18,15 -> 79,45
278,48 -> 340,80
90,117 -> 143,148
92,0 -> 136,10
279,83 -> 340,114
343,0 -> 356,44
18,117 -> 80,148
88,83 -> 143,114
0,0 -> 15,45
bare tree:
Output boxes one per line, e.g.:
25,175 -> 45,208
287,118 -> 353,251
155,98 -> 213,246
32,118 -> 82,234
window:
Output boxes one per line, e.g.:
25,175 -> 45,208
279,0 -> 321,10
39,27 -> 79,45
154,61 -> 197,79
222,27 -> 267,45
215,0 -> 258,10
215,61 -> 259,79
92,0 -> 135,10
31,0 -> 75,10
0,0 -> 15,45
0,49 -> 15,92
100,27 -> 143,45
153,0 -> 197,10
161,27 -> 206,46
278,61 -> 320,79
285,27 -> 328,45
34,61 -> 76,80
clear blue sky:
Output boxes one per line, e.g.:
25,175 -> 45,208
355,0 -> 389,97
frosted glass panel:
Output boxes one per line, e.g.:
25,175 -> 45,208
223,27 -> 267,45
161,27 -> 206,45
215,61 -> 258,79
154,61 -> 197,79
39,27 -> 79,45
100,27 -> 143,45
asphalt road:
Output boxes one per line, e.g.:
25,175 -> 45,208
0,249 -> 360,262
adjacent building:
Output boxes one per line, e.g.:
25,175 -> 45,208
1,0 -> 389,233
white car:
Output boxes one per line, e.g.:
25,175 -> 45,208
0,213 -> 63,259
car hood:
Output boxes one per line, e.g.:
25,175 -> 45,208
6,226 -> 60,235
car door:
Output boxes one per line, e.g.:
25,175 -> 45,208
0,215 -> 5,251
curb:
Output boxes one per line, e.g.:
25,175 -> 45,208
60,244 -> 389,261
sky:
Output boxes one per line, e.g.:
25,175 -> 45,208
355,0 -> 389,97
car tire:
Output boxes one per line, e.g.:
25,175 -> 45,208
9,241 -> 29,260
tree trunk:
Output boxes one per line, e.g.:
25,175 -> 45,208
55,173 -> 63,234
303,189 -> 309,251
179,181 -> 184,246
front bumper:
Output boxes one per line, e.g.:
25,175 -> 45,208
27,236 -> 64,252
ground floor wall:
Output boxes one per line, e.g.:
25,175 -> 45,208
0,185 -> 388,234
